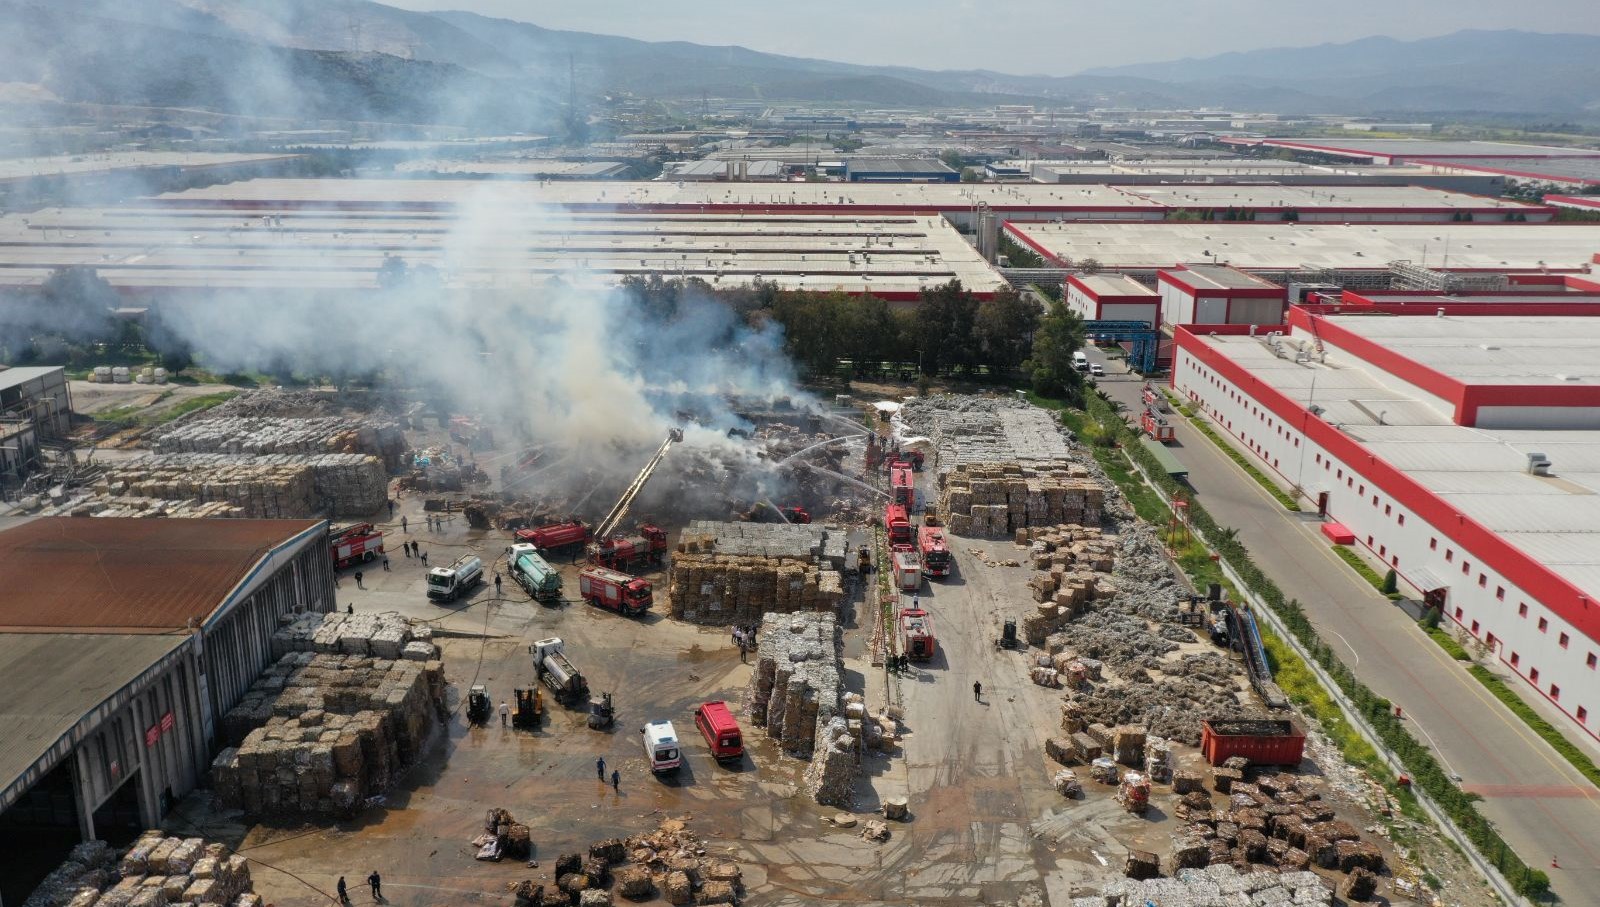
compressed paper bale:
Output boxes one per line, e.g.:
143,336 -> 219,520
695,881 -> 736,906
614,865 -> 653,901
662,872 -> 692,906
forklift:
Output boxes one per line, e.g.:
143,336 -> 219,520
512,687 -> 544,729
587,692 -> 615,730
466,684 -> 492,725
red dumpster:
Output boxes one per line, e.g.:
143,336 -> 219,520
1201,719 -> 1307,767
1320,522 -> 1356,545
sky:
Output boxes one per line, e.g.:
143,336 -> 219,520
380,0 -> 1600,74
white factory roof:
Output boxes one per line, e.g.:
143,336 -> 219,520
392,160 -> 630,178
1007,222 -> 1600,271
0,207 -> 1003,297
143,178 -> 1537,219
1316,314 -> 1600,387
1190,322 -> 1600,599
0,152 -> 296,181
0,366 -> 65,393
1070,273 -> 1158,297
152,178 -> 1154,211
1226,138 -> 1600,160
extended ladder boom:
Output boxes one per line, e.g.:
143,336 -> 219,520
595,428 -> 682,540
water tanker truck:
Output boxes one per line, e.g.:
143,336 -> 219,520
530,637 -> 588,707
508,543 -> 563,603
427,555 -> 483,602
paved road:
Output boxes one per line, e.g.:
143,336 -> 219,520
1088,351 -> 1600,904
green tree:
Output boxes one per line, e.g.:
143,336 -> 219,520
1025,300 -> 1087,404
906,281 -> 981,375
39,267 -> 117,343
974,288 -> 1040,373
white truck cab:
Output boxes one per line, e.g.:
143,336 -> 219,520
1072,351 -> 1089,372
642,720 -> 682,774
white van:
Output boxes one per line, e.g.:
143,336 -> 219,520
1072,351 -> 1089,372
642,720 -> 682,773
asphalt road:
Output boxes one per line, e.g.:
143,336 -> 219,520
1086,349 -> 1600,904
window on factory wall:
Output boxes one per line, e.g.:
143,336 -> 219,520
1579,706 -> 1589,724
1367,535 -> 1374,547
1392,555 -> 1399,567
1397,514 -> 1405,526
1539,617 -> 1549,632
1550,684 -> 1559,701
1519,603 -> 1528,618
1495,587 -> 1504,601
1385,505 -> 1392,516
1530,667 -> 1540,683
1430,538 -> 1437,550
1478,574 -> 1487,588
1559,633 -> 1569,649
1511,651 -> 1520,667
1588,653 -> 1597,669
1379,545 -> 1387,558
1462,560 -> 1470,575
1454,606 -> 1463,619
1470,620 -> 1479,636
1446,549 -> 1453,562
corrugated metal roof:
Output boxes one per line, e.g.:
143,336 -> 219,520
0,517 -> 320,633
0,633 -> 186,802
0,366 -> 66,394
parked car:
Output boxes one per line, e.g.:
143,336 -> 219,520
1089,364 -> 1106,377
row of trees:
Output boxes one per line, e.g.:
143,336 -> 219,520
618,275 -> 1089,403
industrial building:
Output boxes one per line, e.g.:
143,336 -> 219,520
392,160 -> 633,179
1413,159 -> 1600,190
662,159 -> 787,181
0,153 -> 300,210
1063,273 -> 1162,327
0,517 -> 333,904
0,207 -> 1006,300
1219,137 -> 1600,166
139,178 -> 1547,227
842,158 -> 960,183
1170,305 -> 1600,744
1003,222 -> 1600,273
1158,264 -> 1287,327
1026,159 -> 1505,192
0,366 -> 70,439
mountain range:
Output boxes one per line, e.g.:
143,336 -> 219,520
2,0 -> 1598,130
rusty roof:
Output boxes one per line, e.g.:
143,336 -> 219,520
0,518 -> 321,633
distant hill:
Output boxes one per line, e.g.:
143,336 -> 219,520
4,6 -> 1598,129
1084,30 -> 1600,115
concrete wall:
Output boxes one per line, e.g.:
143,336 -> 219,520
1172,345 -> 1599,741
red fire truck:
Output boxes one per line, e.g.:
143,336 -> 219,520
330,523 -> 385,569
514,519 -> 591,553
590,525 -> 669,572
1140,407 -> 1175,443
884,504 -> 913,547
890,465 -> 915,507
918,525 -> 951,577
578,566 -> 654,616
898,607 -> 936,660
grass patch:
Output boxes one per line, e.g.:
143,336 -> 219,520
1469,665 -> 1600,790
1423,624 -> 1472,661
1331,546 -> 1404,600
1182,412 -> 1302,512
92,391 -> 237,427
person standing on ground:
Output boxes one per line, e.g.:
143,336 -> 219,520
611,769 -> 620,792
596,756 -> 606,781
495,573 -> 503,595
973,680 -> 982,702
337,876 -> 349,904
347,603 -> 353,615
420,550 -> 428,566
382,555 -> 390,572
401,516 -> 407,533
402,543 -> 411,559
499,701 -> 509,727
354,570 -> 364,590
367,871 -> 381,900
387,499 -> 394,518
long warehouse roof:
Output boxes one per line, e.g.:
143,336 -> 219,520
140,177 -> 1542,217
0,152 -> 297,182
1006,222 -> 1600,271
0,208 -> 1005,297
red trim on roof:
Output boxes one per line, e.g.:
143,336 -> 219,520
1173,325 -> 1600,643
1004,222 -> 1067,267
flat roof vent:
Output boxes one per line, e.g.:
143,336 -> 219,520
1479,344 -> 1499,351
1527,452 -> 1552,476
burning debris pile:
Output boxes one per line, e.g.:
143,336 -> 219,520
210,614 -> 445,817
667,523 -> 845,626
22,835 -> 260,907
745,612 -> 855,806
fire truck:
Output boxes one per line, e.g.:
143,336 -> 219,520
891,550 -> 922,592
918,525 -> 951,577
1140,406 -> 1175,443
330,523 -> 385,569
591,525 -> 668,572
884,503 -> 913,547
890,464 -> 915,507
578,566 -> 653,616
513,519 -> 590,553
898,607 -> 936,660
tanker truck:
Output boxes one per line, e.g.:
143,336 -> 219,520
530,637 -> 588,707
508,543 -> 563,604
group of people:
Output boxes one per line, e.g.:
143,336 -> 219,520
886,653 -> 914,674
397,540 -> 427,564
335,871 -> 382,903
731,625 -> 759,662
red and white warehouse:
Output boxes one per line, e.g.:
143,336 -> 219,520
1064,274 -> 1162,326
1158,264 -> 1287,328
1172,303 -> 1600,740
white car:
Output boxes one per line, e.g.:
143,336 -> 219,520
1089,364 -> 1106,377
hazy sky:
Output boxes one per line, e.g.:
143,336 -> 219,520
381,0 -> 1600,73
